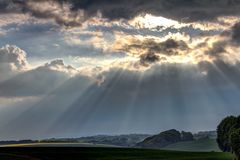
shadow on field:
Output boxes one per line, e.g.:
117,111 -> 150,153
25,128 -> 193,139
0,147 -> 233,160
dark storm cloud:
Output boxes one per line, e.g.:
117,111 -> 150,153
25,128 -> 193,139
232,22 -> 240,43
137,39 -> 187,65
205,41 -> 227,58
66,0 -> 240,22
2,0 -> 240,27
157,39 -> 189,55
126,38 -> 189,63
0,0 -> 10,10
140,39 -> 188,56
204,21 -> 240,59
140,52 -> 160,65
0,0 -> 16,12
0,0 -> 84,27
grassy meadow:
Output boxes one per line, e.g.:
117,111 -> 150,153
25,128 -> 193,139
0,146 -> 233,160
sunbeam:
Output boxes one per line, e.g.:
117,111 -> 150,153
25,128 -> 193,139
1,1 -> 240,153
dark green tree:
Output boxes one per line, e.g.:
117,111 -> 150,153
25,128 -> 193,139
217,116 -> 238,152
230,128 -> 240,160
181,131 -> 194,141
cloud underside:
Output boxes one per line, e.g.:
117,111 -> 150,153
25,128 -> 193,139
1,0 -> 240,26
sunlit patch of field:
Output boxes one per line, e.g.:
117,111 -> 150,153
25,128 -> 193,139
0,142 -> 117,148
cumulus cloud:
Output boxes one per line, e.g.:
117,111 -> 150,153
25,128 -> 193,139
119,38 -> 189,65
0,45 -> 28,70
40,59 -> 78,76
0,58 -> 81,97
113,33 -> 200,65
0,0 -> 86,27
106,19 -> 240,66
0,49 -> 108,97
0,45 -> 29,81
201,21 -> 240,63
0,13 -> 30,35
23,0 -> 85,27
140,52 -> 160,66
204,41 -> 227,58
127,38 -> 189,56
0,44 -> 83,97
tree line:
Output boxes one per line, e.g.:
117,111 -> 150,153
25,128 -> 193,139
217,115 -> 240,160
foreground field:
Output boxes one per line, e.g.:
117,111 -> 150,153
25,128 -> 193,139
0,146 -> 233,160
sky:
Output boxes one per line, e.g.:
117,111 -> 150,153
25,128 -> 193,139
0,0 -> 240,140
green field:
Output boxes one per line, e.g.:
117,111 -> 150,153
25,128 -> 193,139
163,139 -> 221,152
0,142 -> 118,148
0,146 -> 233,160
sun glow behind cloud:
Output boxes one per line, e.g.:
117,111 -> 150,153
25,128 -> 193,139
56,12 -> 240,68
129,14 -> 186,29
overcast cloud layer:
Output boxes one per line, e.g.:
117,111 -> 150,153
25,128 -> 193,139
1,0 -> 240,25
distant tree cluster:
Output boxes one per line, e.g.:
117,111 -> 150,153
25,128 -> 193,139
136,129 -> 194,148
217,116 -> 240,160
181,131 -> 194,141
